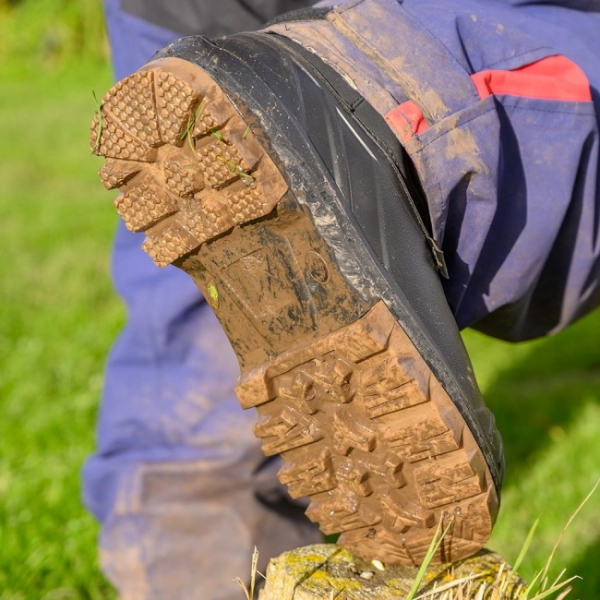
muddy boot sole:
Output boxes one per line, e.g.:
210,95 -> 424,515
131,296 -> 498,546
91,47 -> 499,566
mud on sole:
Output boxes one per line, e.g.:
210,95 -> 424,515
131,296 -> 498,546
91,56 -> 498,566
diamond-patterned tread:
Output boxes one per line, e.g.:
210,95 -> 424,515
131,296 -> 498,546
92,55 -> 499,567
91,57 -> 288,267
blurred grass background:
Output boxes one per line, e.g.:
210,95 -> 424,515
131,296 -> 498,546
0,0 -> 598,598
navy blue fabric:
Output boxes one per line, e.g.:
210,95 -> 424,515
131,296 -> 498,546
315,0 -> 600,339
404,0 -> 600,338
121,0 -> 320,36
85,0 -> 255,525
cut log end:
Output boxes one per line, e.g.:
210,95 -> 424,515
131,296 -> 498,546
260,544 -> 525,599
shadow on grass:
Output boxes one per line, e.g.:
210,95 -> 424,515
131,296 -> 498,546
565,536 -> 600,597
468,309 -> 600,598
472,310 -> 600,477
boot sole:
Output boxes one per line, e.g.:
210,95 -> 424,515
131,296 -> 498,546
91,56 -> 498,566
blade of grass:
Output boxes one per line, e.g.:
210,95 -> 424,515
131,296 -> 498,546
406,518 -> 454,600
91,90 -> 102,153
494,561 -> 513,598
540,478 -> 599,583
555,586 -> 574,600
527,576 -> 579,600
234,577 -> 250,600
180,101 -> 206,154
413,573 -> 483,600
475,583 -> 487,600
249,547 -> 259,600
234,546 -> 260,600
180,101 -> 205,141
513,518 -> 539,574
522,569 -> 543,600
550,568 -> 567,589
239,172 -> 255,183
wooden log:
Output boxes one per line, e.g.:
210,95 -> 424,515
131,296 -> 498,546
260,544 -> 525,599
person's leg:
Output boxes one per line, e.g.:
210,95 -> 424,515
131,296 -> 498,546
90,0 -> 600,576
84,2 -> 320,599
267,0 -> 600,340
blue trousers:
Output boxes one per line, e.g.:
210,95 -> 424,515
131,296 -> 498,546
84,1 -> 600,598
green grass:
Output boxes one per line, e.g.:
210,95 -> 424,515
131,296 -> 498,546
0,60 -> 119,598
0,5 -> 599,597
0,0 -> 107,67
464,325 -> 600,597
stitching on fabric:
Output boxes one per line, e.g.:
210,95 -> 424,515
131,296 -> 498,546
416,97 -> 594,153
483,46 -> 554,70
414,147 -> 447,245
388,106 -> 416,134
500,101 -> 596,116
327,11 -> 425,109
335,0 -> 366,15
417,104 -> 498,152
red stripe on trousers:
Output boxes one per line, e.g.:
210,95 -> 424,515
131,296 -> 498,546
471,55 -> 592,102
385,55 -> 591,143
385,100 -> 429,144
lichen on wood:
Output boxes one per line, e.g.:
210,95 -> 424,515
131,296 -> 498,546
260,544 -> 524,599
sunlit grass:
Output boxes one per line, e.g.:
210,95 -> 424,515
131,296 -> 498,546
0,59 -> 119,599
465,325 -> 600,598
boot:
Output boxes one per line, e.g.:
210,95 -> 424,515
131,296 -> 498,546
90,13 -> 504,566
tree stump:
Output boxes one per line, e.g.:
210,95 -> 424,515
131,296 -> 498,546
260,544 -> 525,599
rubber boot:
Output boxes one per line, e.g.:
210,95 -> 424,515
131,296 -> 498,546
90,17 -> 504,566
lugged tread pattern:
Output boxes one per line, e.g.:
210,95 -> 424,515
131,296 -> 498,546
91,57 -> 288,267
99,159 -> 141,190
93,56 -> 499,566
237,301 -> 497,565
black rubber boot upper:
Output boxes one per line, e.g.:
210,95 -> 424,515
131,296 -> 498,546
154,30 -> 505,492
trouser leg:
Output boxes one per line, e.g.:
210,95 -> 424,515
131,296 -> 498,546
269,0 -> 600,340
84,2 -> 320,598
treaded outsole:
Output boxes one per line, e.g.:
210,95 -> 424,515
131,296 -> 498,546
92,57 -> 498,566
91,58 -> 288,266
238,300 -> 497,565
